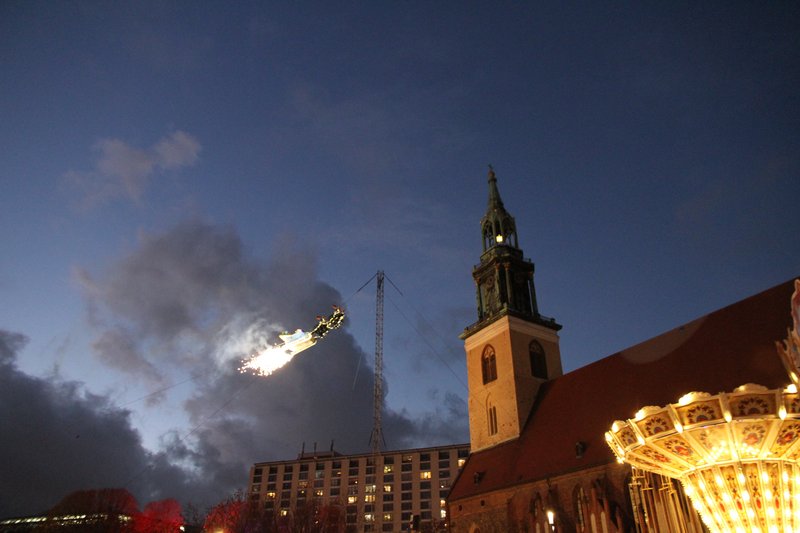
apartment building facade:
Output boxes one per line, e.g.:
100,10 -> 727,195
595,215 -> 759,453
248,443 -> 469,532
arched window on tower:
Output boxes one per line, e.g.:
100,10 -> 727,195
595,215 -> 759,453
481,345 -> 497,384
529,340 -> 547,379
482,223 -> 497,251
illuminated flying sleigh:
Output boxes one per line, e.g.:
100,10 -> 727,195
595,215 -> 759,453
274,305 -> 345,357
239,305 -> 345,376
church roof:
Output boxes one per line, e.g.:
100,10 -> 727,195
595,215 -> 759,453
449,278 -> 797,502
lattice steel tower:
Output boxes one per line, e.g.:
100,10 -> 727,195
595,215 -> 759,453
369,270 -> 385,454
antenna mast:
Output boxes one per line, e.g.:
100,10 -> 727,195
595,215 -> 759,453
370,270 -> 385,454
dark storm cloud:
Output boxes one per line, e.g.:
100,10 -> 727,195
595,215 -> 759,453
75,220 -> 466,508
384,391 -> 469,449
0,330 -> 209,517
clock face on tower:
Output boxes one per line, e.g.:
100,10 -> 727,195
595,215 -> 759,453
483,274 -> 499,315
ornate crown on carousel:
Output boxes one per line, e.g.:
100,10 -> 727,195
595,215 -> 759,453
605,280 -> 800,532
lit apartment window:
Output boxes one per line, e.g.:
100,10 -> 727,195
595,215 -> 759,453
364,513 -> 375,522
315,489 -> 324,497
420,471 -> 432,480
266,491 -> 276,499
402,454 -> 413,463
383,484 -> 393,492
383,465 -> 394,474
440,499 -> 446,508
457,458 -> 466,468
365,484 -> 377,493
365,495 -> 376,503
383,513 -> 393,521
280,509 -> 289,517
348,496 -> 358,504
440,509 -> 447,519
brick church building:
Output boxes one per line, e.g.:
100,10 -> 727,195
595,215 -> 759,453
447,168 -> 796,532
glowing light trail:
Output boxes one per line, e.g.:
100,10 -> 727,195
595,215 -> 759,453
239,306 -> 345,376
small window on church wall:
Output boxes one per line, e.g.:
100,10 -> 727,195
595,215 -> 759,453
574,485 -> 586,529
481,346 -> 497,384
530,340 -> 547,379
487,405 -> 498,436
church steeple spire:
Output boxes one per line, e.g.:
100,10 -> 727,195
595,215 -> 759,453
481,166 -> 519,251
487,165 -> 504,209
465,167 -> 560,332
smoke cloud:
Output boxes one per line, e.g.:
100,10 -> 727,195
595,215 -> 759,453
59,219 -> 467,512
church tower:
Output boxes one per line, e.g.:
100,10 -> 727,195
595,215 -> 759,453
461,167 -> 563,452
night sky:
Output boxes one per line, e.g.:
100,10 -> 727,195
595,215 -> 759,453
1,1 -> 798,517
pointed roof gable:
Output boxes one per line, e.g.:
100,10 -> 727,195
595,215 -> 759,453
450,278 -> 797,502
